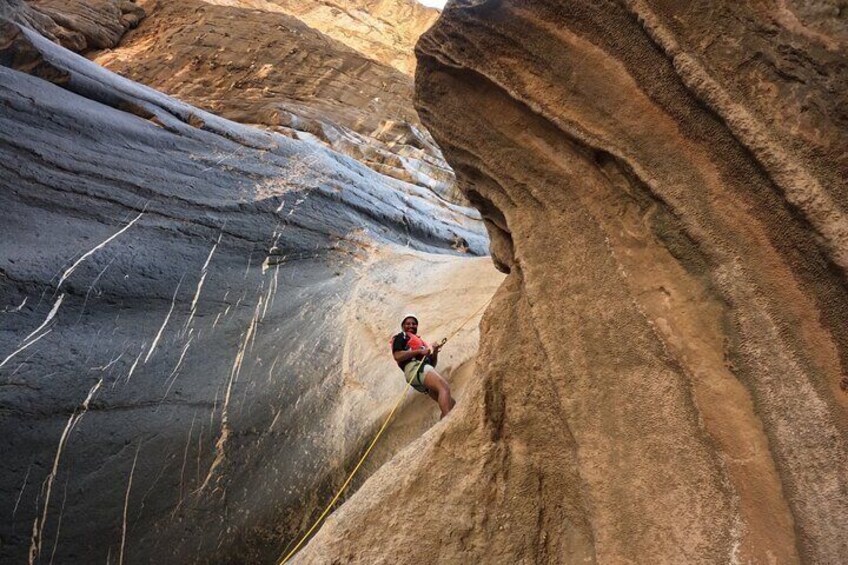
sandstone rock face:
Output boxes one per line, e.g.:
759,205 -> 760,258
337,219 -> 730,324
0,0 -> 146,51
204,0 -> 440,75
300,1 -> 848,563
0,20 -> 500,564
92,0 -> 460,202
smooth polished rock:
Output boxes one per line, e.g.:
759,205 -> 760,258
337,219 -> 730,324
0,21 -> 499,564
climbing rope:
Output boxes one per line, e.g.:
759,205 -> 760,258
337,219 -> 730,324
278,296 -> 492,564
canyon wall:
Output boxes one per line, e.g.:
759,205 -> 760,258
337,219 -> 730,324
91,0 -> 458,202
0,8 -> 501,564
202,0 -> 439,75
0,0 -> 145,51
300,1 -> 848,563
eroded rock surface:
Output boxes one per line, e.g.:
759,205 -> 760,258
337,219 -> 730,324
92,0 -> 460,202
203,0 -> 439,75
301,1 -> 848,563
0,20 -> 500,564
0,0 -> 146,51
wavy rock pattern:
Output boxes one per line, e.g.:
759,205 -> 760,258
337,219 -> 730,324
0,20 -> 499,564
0,0 -> 145,51
204,0 -> 439,75
300,1 -> 848,563
92,0 -> 460,202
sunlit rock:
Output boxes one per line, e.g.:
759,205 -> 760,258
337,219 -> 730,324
300,1 -> 848,563
90,0 -> 460,202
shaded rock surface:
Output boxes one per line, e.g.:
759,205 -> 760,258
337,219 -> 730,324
0,0 -> 146,51
300,0 -> 848,563
0,19 -> 501,564
92,0 -> 460,202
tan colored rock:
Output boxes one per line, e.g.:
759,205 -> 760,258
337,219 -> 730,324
90,0 -> 461,201
300,0 -> 848,563
204,0 -> 440,75
2,0 -> 145,51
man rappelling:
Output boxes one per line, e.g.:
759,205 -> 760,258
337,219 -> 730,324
391,314 -> 456,418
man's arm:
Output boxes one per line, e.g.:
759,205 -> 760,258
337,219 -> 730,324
430,343 -> 444,367
393,348 -> 424,364
429,345 -> 439,367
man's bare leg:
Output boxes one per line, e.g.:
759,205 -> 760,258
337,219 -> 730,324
422,368 -> 455,418
427,388 -> 454,413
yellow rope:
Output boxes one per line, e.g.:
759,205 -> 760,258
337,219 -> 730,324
441,296 -> 492,345
278,369 -> 415,564
279,296 -> 492,563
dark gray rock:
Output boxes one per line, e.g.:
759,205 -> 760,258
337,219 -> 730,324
0,21 -> 486,564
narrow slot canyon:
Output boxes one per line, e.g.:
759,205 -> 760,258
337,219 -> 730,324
1,1 -> 846,564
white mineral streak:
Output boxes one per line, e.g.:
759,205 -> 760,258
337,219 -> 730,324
3,296 -> 29,314
0,329 -> 53,370
94,351 -> 125,372
119,443 -> 141,565
161,336 -> 194,399
184,233 -> 223,333
244,255 -> 253,278
78,255 -> 118,322
13,463 -> 32,518
58,211 -> 144,288
29,378 -> 103,565
196,296 -> 263,493
261,229 -> 281,274
267,353 -> 280,383
145,276 -> 184,364
262,263 -> 280,321
290,197 -> 306,215
21,294 -> 65,345
173,411 -> 198,515
249,286 -> 265,352
47,482 -> 68,565
124,346 -> 145,385
270,264 -> 281,310
211,386 -> 220,428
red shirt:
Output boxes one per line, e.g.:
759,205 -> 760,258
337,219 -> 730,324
391,332 -> 432,369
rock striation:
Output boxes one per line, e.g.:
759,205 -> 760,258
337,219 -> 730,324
203,0 -> 440,76
92,0 -> 460,202
0,17 -> 500,565
300,1 -> 848,563
0,0 -> 146,51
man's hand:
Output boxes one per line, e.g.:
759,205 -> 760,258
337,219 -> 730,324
432,343 -> 442,354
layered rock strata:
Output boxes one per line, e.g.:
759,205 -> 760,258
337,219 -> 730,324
0,0 -> 146,51
92,0 -> 459,202
300,0 -> 848,563
0,20 -> 499,564
203,0 -> 439,75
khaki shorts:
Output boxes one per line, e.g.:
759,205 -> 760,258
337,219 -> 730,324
403,360 -> 434,393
